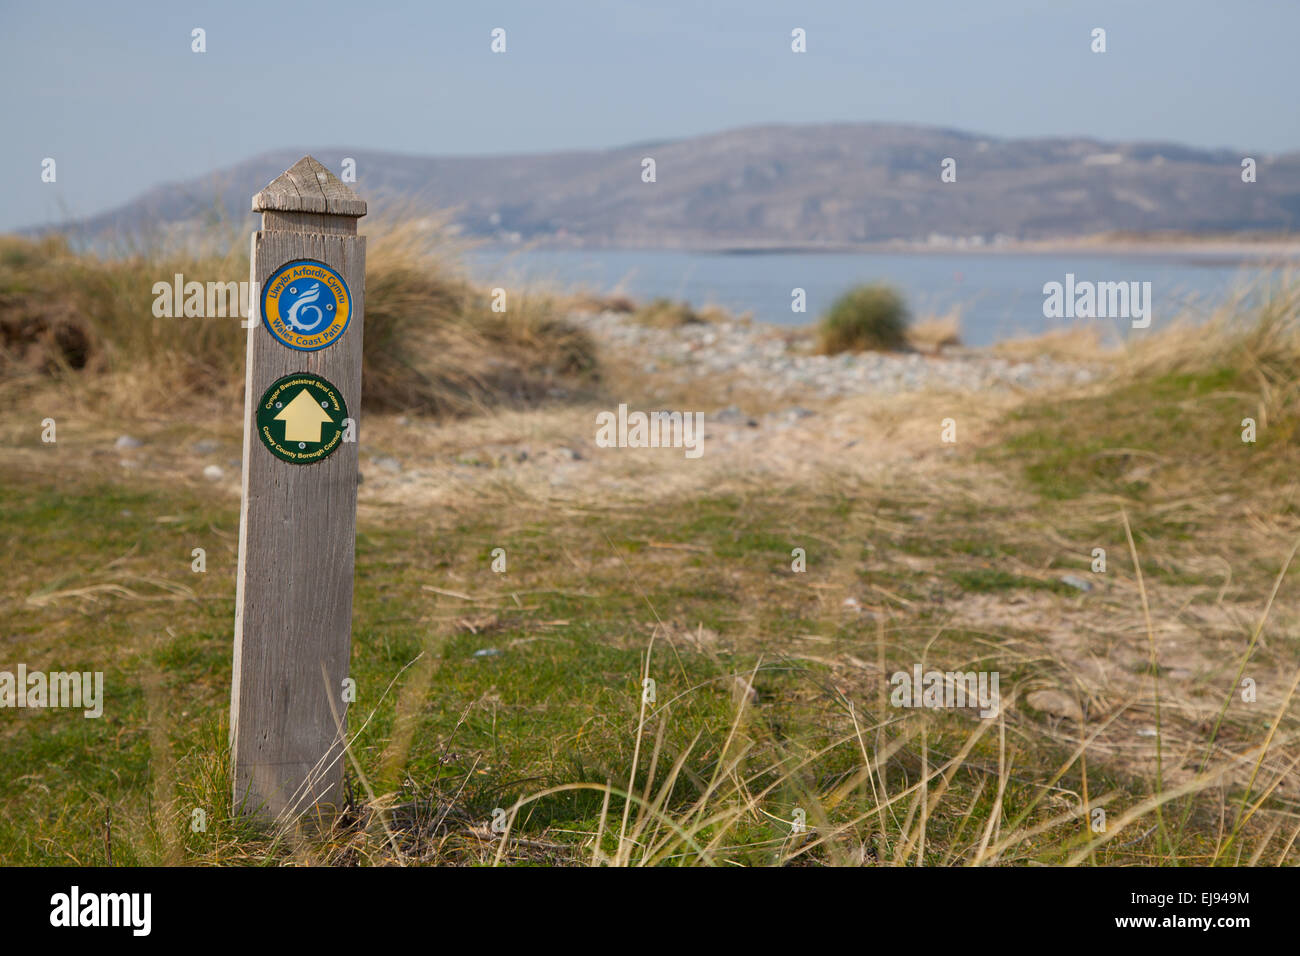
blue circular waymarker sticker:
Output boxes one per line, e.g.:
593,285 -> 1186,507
261,260 -> 352,351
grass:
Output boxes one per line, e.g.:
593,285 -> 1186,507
0,474 -> 1105,865
0,224 -> 599,419
630,297 -> 737,329
817,283 -> 910,354
2,241 -> 1299,866
2,442 -> 1296,864
907,309 -> 963,354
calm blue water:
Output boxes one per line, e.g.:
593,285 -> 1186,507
466,246 -> 1290,346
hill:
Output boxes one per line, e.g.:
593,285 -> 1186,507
63,123 -> 1300,248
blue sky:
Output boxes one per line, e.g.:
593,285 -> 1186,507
2,0 -> 1298,230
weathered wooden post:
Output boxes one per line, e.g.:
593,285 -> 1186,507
230,156 -> 366,821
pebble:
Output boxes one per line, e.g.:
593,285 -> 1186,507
570,312 -> 1100,397
1060,574 -> 1094,592
1025,689 -> 1084,722
202,464 -> 223,481
733,675 -> 760,706
115,435 -> 142,450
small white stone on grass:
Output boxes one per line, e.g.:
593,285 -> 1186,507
1025,689 -> 1084,722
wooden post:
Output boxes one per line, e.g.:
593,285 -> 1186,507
231,156 -> 366,822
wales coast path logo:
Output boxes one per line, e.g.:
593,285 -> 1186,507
261,260 -> 352,351
255,372 -> 348,464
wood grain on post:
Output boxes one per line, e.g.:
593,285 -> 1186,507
231,156 -> 366,822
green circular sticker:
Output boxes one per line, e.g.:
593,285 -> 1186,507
255,372 -> 349,465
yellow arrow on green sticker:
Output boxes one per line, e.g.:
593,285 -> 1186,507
274,388 -> 334,443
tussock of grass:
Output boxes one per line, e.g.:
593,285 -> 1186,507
907,309 -> 963,354
360,223 -> 598,416
631,297 -> 738,329
632,297 -> 705,328
0,233 -> 251,399
817,283 -> 910,354
1122,278 -> 1300,400
0,224 -> 599,418
991,323 -> 1112,364
996,276 -> 1300,504
564,291 -> 636,315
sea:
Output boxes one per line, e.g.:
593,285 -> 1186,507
465,246 -> 1294,346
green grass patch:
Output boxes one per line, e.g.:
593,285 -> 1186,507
0,454 -> 1292,865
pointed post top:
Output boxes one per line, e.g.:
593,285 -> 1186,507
252,155 -> 367,217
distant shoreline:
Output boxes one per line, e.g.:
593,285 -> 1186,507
510,234 -> 1300,264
